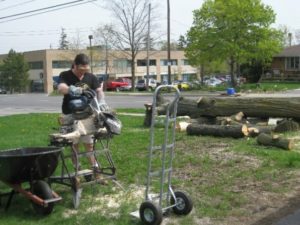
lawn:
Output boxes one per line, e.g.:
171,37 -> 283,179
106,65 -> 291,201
0,113 -> 300,225
191,81 -> 300,93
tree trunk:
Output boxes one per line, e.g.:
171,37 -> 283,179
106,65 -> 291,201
256,133 -> 293,150
157,96 -> 300,120
247,126 -> 274,137
186,124 -> 248,138
274,119 -> 300,133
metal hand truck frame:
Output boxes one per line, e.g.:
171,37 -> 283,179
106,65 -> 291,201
133,85 -> 193,225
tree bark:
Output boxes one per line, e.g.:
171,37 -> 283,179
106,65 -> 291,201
247,126 -> 274,137
186,124 -> 248,138
157,96 -> 300,120
256,133 -> 293,150
274,119 -> 300,133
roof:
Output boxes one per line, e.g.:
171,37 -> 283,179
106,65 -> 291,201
275,45 -> 300,57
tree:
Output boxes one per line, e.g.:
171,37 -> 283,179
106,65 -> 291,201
68,29 -> 86,50
157,40 -> 179,51
94,24 -> 116,76
178,35 -> 187,50
0,49 -> 29,93
186,0 -> 283,87
59,27 -> 69,50
104,0 -> 154,91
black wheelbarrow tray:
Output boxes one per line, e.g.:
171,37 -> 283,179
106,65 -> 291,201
0,147 -> 63,215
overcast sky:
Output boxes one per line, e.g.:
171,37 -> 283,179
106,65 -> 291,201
0,0 -> 298,54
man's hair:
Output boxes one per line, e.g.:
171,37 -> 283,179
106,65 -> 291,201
74,53 -> 90,65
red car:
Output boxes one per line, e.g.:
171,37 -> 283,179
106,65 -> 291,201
106,78 -> 131,91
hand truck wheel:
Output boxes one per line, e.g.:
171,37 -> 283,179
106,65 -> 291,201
170,191 -> 193,215
139,201 -> 163,225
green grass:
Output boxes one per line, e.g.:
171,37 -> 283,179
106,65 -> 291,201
0,113 -> 300,224
237,82 -> 300,93
190,81 -> 300,93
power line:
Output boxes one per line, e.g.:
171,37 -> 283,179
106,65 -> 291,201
0,0 -> 86,20
0,0 -> 97,24
0,0 -> 37,12
0,27 -> 93,36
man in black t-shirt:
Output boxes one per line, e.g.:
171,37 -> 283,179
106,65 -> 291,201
57,53 -> 106,171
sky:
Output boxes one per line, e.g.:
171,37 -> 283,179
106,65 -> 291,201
0,0 -> 298,54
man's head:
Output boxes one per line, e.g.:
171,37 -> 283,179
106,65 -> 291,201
73,53 -> 90,77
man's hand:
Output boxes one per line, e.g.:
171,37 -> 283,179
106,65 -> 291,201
98,99 -> 110,111
69,85 -> 83,97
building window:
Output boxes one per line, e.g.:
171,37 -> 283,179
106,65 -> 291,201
286,57 -> 300,70
182,73 -> 197,81
28,61 -> 43,70
52,60 -> 72,69
181,59 -> 190,66
137,59 -> 156,66
94,60 -> 107,67
113,59 -> 131,73
160,59 -> 178,66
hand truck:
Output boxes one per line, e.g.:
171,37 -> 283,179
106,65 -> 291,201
132,85 -> 193,225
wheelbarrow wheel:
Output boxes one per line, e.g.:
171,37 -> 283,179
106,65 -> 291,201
139,201 -> 163,225
170,191 -> 193,215
31,180 -> 54,215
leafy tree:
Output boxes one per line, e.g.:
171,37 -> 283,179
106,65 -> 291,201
177,35 -> 187,50
186,0 -> 283,86
0,49 -> 29,93
59,27 -> 69,50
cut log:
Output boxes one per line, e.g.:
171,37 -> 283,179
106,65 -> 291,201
189,116 -> 217,125
247,126 -> 274,137
231,112 -> 244,122
256,133 -> 293,150
156,96 -> 300,120
186,124 -> 248,138
144,103 -> 153,127
176,121 -> 191,132
274,119 -> 300,133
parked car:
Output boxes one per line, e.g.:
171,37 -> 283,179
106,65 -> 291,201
204,77 -> 223,87
0,88 -> 7,94
172,80 -> 190,90
119,82 -> 132,91
106,78 -> 131,91
136,78 -> 157,91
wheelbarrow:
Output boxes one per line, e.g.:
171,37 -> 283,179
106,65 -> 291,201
0,147 -> 63,215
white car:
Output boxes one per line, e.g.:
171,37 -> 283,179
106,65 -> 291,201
136,79 -> 157,91
205,77 -> 223,87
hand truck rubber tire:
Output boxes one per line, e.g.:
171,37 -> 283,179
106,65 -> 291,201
170,191 -> 193,215
139,201 -> 163,225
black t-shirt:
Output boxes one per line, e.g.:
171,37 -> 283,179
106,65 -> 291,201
58,70 -> 100,114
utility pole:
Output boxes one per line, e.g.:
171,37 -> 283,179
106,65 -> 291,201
88,35 -> 93,73
146,3 -> 151,90
167,0 -> 171,85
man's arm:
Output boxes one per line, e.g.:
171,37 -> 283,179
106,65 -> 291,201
58,82 -> 82,97
96,82 -> 105,102
58,82 -> 70,95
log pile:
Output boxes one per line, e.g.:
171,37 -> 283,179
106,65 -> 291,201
147,94 -> 300,151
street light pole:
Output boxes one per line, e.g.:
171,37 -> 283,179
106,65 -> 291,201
167,0 -> 171,85
146,3 -> 151,91
88,35 -> 93,73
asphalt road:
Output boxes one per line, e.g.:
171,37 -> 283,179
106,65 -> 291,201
0,93 -> 155,116
1,89 -> 300,116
